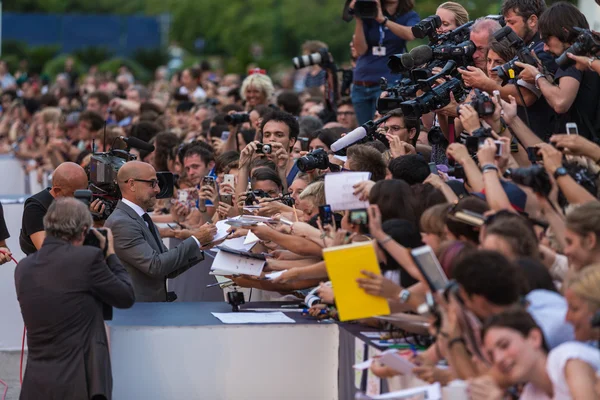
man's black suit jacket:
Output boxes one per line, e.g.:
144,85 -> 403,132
14,236 -> 135,400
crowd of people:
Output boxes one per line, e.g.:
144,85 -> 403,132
2,0 -> 600,398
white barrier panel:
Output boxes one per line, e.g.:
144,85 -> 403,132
0,200 -> 27,350
109,303 -> 339,400
0,155 -> 26,196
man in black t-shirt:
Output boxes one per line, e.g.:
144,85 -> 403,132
20,162 -> 89,255
0,202 -> 11,264
516,2 -> 600,142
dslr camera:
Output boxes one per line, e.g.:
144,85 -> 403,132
224,113 -> 250,125
244,189 -> 271,205
297,149 -> 330,172
556,27 -> 600,68
504,166 -> 552,197
492,26 -> 539,83
350,0 -> 378,19
293,48 -> 330,70
460,89 -> 495,117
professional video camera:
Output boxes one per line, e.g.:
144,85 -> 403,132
556,27 -> 600,68
492,26 -> 539,83
376,77 -> 420,114
86,136 -> 174,219
400,61 -> 467,119
388,41 -> 476,74
412,15 -> 442,42
504,166 -> 552,197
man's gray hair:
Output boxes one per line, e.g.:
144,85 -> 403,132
471,18 -> 502,37
43,198 -> 93,242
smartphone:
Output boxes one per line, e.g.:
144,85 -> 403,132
428,162 -> 438,175
411,245 -> 449,292
221,131 -> 230,141
527,147 -> 543,163
493,90 -> 501,105
220,194 -> 233,206
223,174 -> 235,187
202,176 -> 216,187
298,137 -> 310,152
349,209 -> 368,226
494,140 -> 503,157
319,204 -> 333,226
566,122 -> 579,135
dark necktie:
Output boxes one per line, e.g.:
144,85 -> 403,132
142,213 -> 163,251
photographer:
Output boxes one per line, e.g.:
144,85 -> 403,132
235,110 -> 300,202
461,0 -> 559,141
15,198 -> 134,400
299,40 -> 329,91
20,162 -> 100,255
517,2 -> 600,142
350,0 -> 420,124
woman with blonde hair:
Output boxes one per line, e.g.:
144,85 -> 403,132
240,72 -> 274,111
565,265 -> 600,342
436,2 -> 469,33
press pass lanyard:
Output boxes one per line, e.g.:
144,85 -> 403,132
378,25 -> 385,48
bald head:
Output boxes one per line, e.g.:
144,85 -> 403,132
117,161 -> 159,210
117,161 -> 155,189
51,162 -> 88,198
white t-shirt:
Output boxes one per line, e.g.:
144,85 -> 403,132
547,342 -> 600,399
520,342 -> 600,399
179,85 -> 206,102
526,289 -> 575,349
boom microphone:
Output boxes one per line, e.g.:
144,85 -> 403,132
120,136 -> 155,152
409,45 -> 434,66
330,127 -> 367,152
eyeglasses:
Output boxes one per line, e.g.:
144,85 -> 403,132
337,111 -> 355,117
130,178 -> 159,188
382,125 -> 406,132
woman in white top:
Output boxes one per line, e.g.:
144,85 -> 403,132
478,308 -> 599,400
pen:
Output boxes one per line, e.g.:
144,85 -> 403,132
302,309 -> 328,315
409,344 -> 418,358
281,304 -> 302,308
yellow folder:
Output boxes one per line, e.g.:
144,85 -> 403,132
323,241 -> 391,322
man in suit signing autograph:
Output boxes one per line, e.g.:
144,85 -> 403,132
105,161 -> 216,302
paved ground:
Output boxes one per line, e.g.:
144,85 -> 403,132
0,351 -> 25,400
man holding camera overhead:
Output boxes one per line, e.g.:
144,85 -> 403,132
105,161 -> 216,302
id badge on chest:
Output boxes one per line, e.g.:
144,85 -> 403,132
373,46 -> 387,56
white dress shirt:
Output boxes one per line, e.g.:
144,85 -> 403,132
121,198 -> 201,247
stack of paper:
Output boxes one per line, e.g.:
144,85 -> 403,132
323,241 -> 390,321
210,246 -> 266,277
324,171 -> 371,211
211,312 -> 296,324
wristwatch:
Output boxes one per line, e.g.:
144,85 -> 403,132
398,289 -> 411,304
534,73 -> 546,90
554,166 -> 568,180
381,17 -> 389,26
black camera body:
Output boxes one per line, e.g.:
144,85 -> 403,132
256,143 -> 272,155
245,189 -> 271,205
224,113 -> 250,125
83,228 -> 109,256
427,126 -> 446,146
297,148 -> 330,172
412,15 -> 442,41
464,126 -> 494,155
492,26 -> 539,83
377,77 -> 420,114
401,77 -> 466,119
461,89 -> 495,117
504,166 -> 552,197
227,290 -> 245,312
556,27 -> 600,68
352,0 -> 378,19
447,164 -> 465,180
